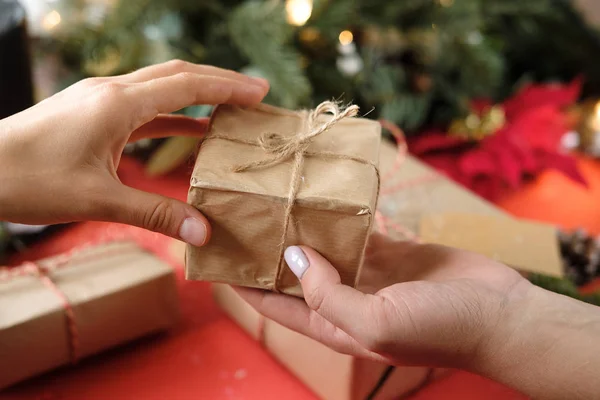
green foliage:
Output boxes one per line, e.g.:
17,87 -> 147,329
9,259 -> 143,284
48,0 -> 600,132
228,1 -> 311,108
310,0 -> 358,39
529,274 -> 600,307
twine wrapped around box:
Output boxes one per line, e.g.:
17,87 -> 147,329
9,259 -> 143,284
187,102 -> 381,296
0,237 -> 179,390
373,120 -> 439,240
0,249 -> 97,365
0,237 -> 142,365
204,101 -> 380,292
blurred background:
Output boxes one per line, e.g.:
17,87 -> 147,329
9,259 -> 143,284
9,0 -> 600,124
2,0 -> 600,277
2,0 -> 600,173
3,2 -> 600,398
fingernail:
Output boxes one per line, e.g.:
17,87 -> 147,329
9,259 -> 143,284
179,218 -> 207,246
252,77 -> 269,89
284,246 -> 309,279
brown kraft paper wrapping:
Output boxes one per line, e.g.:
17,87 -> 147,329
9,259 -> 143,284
186,103 -> 381,297
375,142 -> 562,277
376,141 -> 506,239
0,241 -> 180,390
420,213 -> 563,276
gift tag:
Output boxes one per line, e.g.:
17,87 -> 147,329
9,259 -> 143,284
419,213 -> 563,277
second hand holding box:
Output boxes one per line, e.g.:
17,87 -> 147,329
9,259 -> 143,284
186,102 -> 380,296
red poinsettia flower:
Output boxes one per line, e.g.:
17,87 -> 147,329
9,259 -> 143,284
408,78 -> 586,201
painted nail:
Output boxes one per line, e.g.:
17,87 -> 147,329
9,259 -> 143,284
252,77 -> 270,89
179,218 -> 207,247
284,246 -> 310,279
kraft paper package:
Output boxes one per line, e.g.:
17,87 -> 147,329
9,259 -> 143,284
186,103 -> 381,297
0,241 -> 180,390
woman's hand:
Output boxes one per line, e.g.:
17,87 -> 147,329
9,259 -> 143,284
237,233 -> 530,367
237,233 -> 600,400
0,60 -> 269,245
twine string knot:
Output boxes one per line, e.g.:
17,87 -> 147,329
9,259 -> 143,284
233,102 -> 359,173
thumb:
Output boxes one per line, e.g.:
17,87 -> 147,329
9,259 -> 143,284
105,185 -> 210,246
284,246 -> 377,341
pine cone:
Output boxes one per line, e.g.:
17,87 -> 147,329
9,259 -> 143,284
559,228 -> 600,286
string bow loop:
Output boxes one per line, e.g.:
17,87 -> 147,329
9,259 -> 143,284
233,101 -> 359,173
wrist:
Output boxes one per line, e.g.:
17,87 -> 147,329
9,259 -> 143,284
0,119 -> 26,221
467,282 -> 540,373
469,284 -> 600,399
0,137 -> 9,220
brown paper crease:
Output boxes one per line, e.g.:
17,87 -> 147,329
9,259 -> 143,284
186,103 -> 381,296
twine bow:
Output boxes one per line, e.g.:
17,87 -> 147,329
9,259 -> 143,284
208,101 -> 377,292
232,102 -> 359,172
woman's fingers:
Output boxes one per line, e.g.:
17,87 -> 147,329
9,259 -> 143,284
129,115 -> 210,142
234,287 -> 387,361
279,246 -> 397,352
114,59 -> 269,90
127,74 -> 268,128
98,183 -> 211,246
284,246 -> 384,344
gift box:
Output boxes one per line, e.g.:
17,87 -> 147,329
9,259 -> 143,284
212,283 -> 440,400
375,141 -> 563,277
186,102 -> 381,297
0,241 -> 180,390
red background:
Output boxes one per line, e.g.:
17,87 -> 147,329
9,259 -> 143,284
2,154 -> 600,400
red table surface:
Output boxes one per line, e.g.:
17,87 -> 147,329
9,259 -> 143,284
3,154 -> 600,400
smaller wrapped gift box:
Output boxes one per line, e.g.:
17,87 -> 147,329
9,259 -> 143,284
186,103 -> 381,297
0,241 -> 180,390
213,283 -> 445,400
